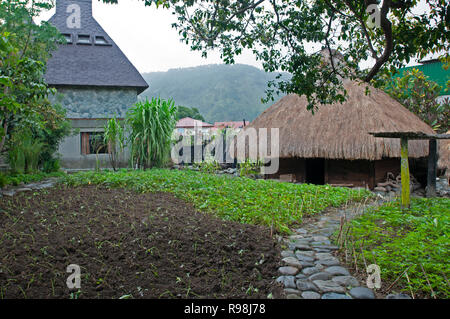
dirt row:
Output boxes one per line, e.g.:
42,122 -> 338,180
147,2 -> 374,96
0,185 -> 283,299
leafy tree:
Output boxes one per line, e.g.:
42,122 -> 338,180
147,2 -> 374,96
382,68 -> 450,133
0,0 -> 69,168
105,0 -> 449,109
176,105 -> 205,121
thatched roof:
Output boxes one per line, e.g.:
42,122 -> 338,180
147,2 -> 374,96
236,80 -> 435,160
438,130 -> 450,175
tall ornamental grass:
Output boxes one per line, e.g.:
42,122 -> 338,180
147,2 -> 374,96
126,98 -> 177,169
104,116 -> 125,171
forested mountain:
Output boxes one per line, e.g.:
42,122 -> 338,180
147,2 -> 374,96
140,64 -> 289,123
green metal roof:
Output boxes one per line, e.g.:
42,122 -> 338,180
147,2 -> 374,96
395,60 -> 449,96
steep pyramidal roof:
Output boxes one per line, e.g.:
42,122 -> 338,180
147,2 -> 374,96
45,0 -> 148,93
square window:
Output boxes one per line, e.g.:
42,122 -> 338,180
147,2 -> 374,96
61,33 -> 73,44
77,34 -> 91,45
94,36 -> 110,46
81,132 -> 109,155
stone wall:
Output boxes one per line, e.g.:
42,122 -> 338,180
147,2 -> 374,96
50,86 -> 138,118
50,86 -> 138,169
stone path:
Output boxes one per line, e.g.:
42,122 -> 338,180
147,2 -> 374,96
0,178 -> 59,197
276,199 -> 411,299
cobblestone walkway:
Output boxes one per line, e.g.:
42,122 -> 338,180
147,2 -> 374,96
277,201 -> 382,299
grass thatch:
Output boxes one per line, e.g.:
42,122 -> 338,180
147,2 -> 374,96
438,130 -> 450,176
236,80 -> 435,161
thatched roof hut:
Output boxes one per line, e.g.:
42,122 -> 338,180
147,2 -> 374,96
438,130 -> 450,178
236,80 -> 435,188
243,80 -> 434,160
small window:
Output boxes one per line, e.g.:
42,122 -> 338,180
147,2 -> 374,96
62,33 -> 73,44
94,36 -> 110,46
81,132 -> 109,155
77,34 -> 91,45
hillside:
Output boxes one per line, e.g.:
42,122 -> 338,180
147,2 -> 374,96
140,64 -> 289,123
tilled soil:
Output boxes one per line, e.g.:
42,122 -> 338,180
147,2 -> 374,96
0,185 -> 283,299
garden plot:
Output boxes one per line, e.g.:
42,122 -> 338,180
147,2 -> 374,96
0,186 -> 283,299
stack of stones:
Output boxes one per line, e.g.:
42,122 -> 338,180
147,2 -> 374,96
277,228 -> 375,299
0,178 -> 58,197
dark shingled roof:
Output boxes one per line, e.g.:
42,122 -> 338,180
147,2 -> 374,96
45,0 -> 149,93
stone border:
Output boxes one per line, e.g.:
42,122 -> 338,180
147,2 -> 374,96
1,178 -> 59,197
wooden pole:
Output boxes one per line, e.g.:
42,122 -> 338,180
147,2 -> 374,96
426,139 -> 437,197
400,137 -> 410,209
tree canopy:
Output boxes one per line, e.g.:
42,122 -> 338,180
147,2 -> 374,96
104,0 -> 449,109
0,0 -> 70,170
140,64 -> 287,122
176,105 -> 205,121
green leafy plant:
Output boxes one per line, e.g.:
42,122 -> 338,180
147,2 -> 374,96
194,159 -> 221,174
63,169 -> 373,233
0,173 -> 7,188
8,129 -> 44,174
382,68 -> 449,133
336,198 -> 450,298
0,0 -> 64,154
1,171 -> 64,187
239,159 -> 263,177
104,116 -> 125,171
126,98 -> 177,169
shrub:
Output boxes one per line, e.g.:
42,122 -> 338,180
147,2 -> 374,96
103,116 -> 124,171
0,173 -> 7,188
8,129 -> 44,174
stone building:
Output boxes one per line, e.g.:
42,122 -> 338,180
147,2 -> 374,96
45,0 -> 148,169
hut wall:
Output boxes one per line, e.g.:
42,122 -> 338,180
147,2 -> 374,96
326,160 -> 373,188
374,157 -> 428,187
374,159 -> 400,185
266,157 -> 428,190
266,157 -> 305,182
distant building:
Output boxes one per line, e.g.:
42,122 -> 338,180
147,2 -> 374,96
176,117 -> 214,135
214,121 -> 247,130
45,0 -> 148,169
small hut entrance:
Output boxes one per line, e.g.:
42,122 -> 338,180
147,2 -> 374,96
305,159 -> 325,184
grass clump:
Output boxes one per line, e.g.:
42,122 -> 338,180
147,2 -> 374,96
0,171 -> 65,187
63,169 -> 373,233
336,197 -> 450,298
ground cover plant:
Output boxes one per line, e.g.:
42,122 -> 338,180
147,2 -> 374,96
0,185 -> 283,299
0,171 -> 64,188
63,169 -> 373,233
334,198 -> 450,298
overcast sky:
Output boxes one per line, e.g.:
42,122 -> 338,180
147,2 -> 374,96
37,0 -> 262,73
36,0 -> 434,74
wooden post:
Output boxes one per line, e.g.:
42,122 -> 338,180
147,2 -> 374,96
222,129 -> 227,164
426,139 -> 437,197
400,137 -> 410,209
